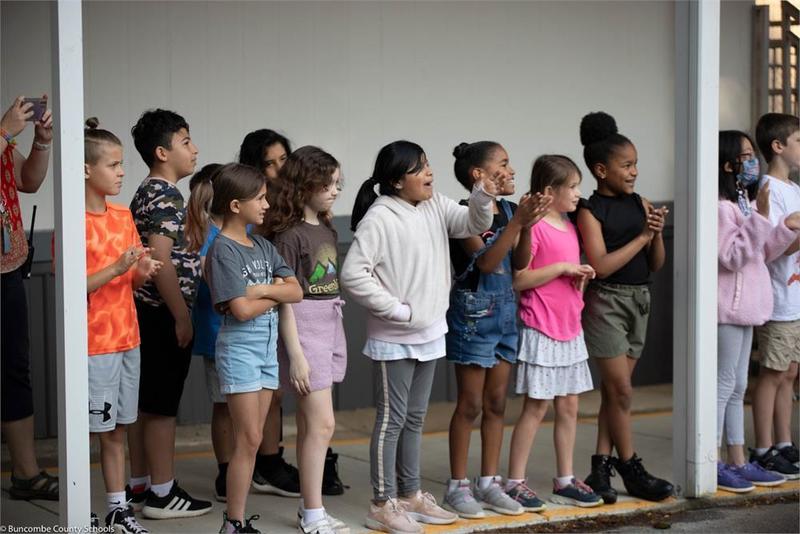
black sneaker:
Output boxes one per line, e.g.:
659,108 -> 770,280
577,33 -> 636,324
141,480 -> 213,519
616,453 -> 674,501
584,454 -> 618,504
322,448 -> 347,496
252,447 -> 300,497
778,443 -> 800,467
125,484 -> 149,513
750,447 -> 800,480
106,505 -> 150,534
219,512 -> 261,533
91,513 -> 99,529
215,464 -> 228,503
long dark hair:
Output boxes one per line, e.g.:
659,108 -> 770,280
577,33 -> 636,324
261,146 -> 339,238
452,141 -> 501,191
719,130 -> 758,203
350,140 -> 426,231
239,129 -> 292,174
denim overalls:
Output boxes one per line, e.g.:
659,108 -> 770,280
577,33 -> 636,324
445,199 -> 518,367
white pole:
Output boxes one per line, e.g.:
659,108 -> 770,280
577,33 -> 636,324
672,0 -> 719,498
52,0 -> 91,526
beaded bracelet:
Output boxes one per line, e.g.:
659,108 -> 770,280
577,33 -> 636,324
0,127 -> 16,147
32,140 -> 51,151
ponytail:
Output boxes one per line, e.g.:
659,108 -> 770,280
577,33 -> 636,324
350,141 -> 427,231
185,163 -> 222,253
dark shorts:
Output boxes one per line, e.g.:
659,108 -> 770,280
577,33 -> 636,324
445,289 -> 518,367
136,301 -> 193,417
582,282 -> 650,359
1,268 -> 34,422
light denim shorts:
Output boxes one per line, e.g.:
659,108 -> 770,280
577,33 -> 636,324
215,312 -> 279,395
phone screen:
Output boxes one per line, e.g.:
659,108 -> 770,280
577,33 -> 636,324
22,98 -> 47,122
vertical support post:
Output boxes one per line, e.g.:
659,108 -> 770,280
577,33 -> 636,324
672,0 -> 720,498
52,0 -> 90,526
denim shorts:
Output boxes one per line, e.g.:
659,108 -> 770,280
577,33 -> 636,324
445,289 -> 518,367
215,312 -> 279,394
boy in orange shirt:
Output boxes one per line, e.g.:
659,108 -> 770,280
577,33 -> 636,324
84,118 -> 161,533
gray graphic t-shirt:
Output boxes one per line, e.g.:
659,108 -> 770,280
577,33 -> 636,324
206,233 -> 294,314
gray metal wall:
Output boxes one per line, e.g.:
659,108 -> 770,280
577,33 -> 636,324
22,212 -> 673,437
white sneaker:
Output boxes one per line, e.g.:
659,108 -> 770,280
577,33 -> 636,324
299,516 -> 334,534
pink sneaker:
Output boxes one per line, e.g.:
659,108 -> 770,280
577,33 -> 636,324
399,490 -> 458,525
365,498 -> 423,534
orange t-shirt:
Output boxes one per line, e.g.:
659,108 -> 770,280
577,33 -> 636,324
86,202 -> 142,355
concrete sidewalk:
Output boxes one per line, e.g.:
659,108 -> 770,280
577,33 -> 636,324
1,385 -> 798,533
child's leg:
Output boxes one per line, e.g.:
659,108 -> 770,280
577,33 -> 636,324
774,363 -> 799,445
126,419 -> 147,479
227,389 -> 272,522
371,359 -> 415,502
97,426 -> 127,506
717,325 -> 745,461
722,326 -> 753,465
593,355 -> 637,460
448,365 -> 487,480
297,389 -> 335,510
480,360 -> 512,477
259,391 -> 283,456
553,396 -> 579,478
396,359 -> 437,498
507,397 -> 548,480
212,403 -> 234,464
139,414 -> 178,485
753,367 -> 783,450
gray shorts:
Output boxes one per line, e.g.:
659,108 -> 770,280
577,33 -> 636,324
202,357 -> 226,404
582,282 -> 651,359
88,347 -> 140,433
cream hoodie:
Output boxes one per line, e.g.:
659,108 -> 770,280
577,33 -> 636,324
341,187 -> 494,344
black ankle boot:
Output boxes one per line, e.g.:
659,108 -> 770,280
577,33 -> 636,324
322,447 -> 346,495
584,454 -> 618,504
616,453 -> 674,501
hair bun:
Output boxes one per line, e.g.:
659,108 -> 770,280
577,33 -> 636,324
452,142 -> 470,159
85,117 -> 100,130
579,111 -> 618,146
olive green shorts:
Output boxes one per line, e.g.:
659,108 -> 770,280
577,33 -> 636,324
582,282 -> 651,359
755,319 -> 800,372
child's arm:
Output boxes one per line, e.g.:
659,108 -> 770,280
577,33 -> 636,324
576,208 -> 650,279
278,304 -> 311,396
86,245 -> 144,293
149,234 -> 193,347
132,252 -> 163,289
642,200 -> 667,272
227,276 -> 303,321
765,213 -> 800,262
513,262 -> 595,291
444,178 -> 497,239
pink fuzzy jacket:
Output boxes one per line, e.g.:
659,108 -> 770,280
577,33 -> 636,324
718,201 -> 799,326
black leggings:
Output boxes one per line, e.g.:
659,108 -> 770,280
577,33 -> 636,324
1,268 -> 34,422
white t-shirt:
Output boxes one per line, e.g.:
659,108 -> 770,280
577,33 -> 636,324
760,175 -> 800,321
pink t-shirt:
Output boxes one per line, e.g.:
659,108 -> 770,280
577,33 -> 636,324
519,218 -> 584,341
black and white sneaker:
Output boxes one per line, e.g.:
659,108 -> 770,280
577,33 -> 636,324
252,447 -> 300,497
106,505 -> 150,534
141,481 -> 213,519
125,484 -> 149,513
750,447 -> 800,480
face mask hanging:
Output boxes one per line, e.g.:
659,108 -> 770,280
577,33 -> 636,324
734,158 -> 760,216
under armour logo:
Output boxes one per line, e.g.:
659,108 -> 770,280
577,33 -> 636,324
89,401 -> 112,422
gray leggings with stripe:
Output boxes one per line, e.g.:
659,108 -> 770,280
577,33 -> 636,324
370,359 -> 437,501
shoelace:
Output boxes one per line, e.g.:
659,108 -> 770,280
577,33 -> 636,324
512,482 -> 539,499
625,456 -> 656,483
240,514 -> 260,533
121,515 -> 149,534
419,491 -> 439,507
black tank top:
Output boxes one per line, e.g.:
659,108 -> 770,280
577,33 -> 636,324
581,192 -> 650,285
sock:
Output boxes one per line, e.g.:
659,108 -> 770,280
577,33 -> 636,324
299,497 -> 305,511
106,491 -> 126,513
218,462 -> 229,477
129,475 -> 150,492
754,447 -> 770,457
505,478 -> 525,491
302,507 -> 326,524
556,475 -> 573,487
447,479 -> 464,492
478,476 -> 495,490
150,480 -> 174,498
776,442 -> 793,450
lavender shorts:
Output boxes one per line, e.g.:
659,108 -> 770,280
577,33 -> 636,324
278,298 -> 347,393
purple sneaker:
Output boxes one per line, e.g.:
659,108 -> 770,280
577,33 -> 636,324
731,461 -> 785,487
717,463 -> 753,493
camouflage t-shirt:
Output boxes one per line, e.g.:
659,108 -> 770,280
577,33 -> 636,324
130,177 -> 200,307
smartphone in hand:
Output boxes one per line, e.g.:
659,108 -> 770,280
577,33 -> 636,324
22,97 -> 47,122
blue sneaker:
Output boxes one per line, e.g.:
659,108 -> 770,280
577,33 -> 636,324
505,480 -> 546,512
731,461 -> 785,487
717,463 -> 754,493
551,478 -> 603,508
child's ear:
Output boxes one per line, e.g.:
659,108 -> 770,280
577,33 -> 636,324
771,138 -> 785,156
470,166 -> 483,184
154,146 -> 169,163
84,163 -> 90,180
593,163 -> 606,179
544,185 -> 554,196
229,199 -> 240,214
723,161 -> 734,173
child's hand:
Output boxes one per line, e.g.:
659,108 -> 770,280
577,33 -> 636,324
33,95 -> 53,143
784,211 -> 800,231
136,250 -> 163,281
175,317 -> 193,348
756,181 -> 770,219
646,205 -> 668,235
289,354 -> 311,396
0,96 -> 33,139
514,192 -> 553,228
114,245 -> 145,276
563,263 -> 595,291
477,173 -> 499,197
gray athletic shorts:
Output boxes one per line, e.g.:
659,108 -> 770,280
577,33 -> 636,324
202,357 -> 226,404
88,347 -> 140,433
